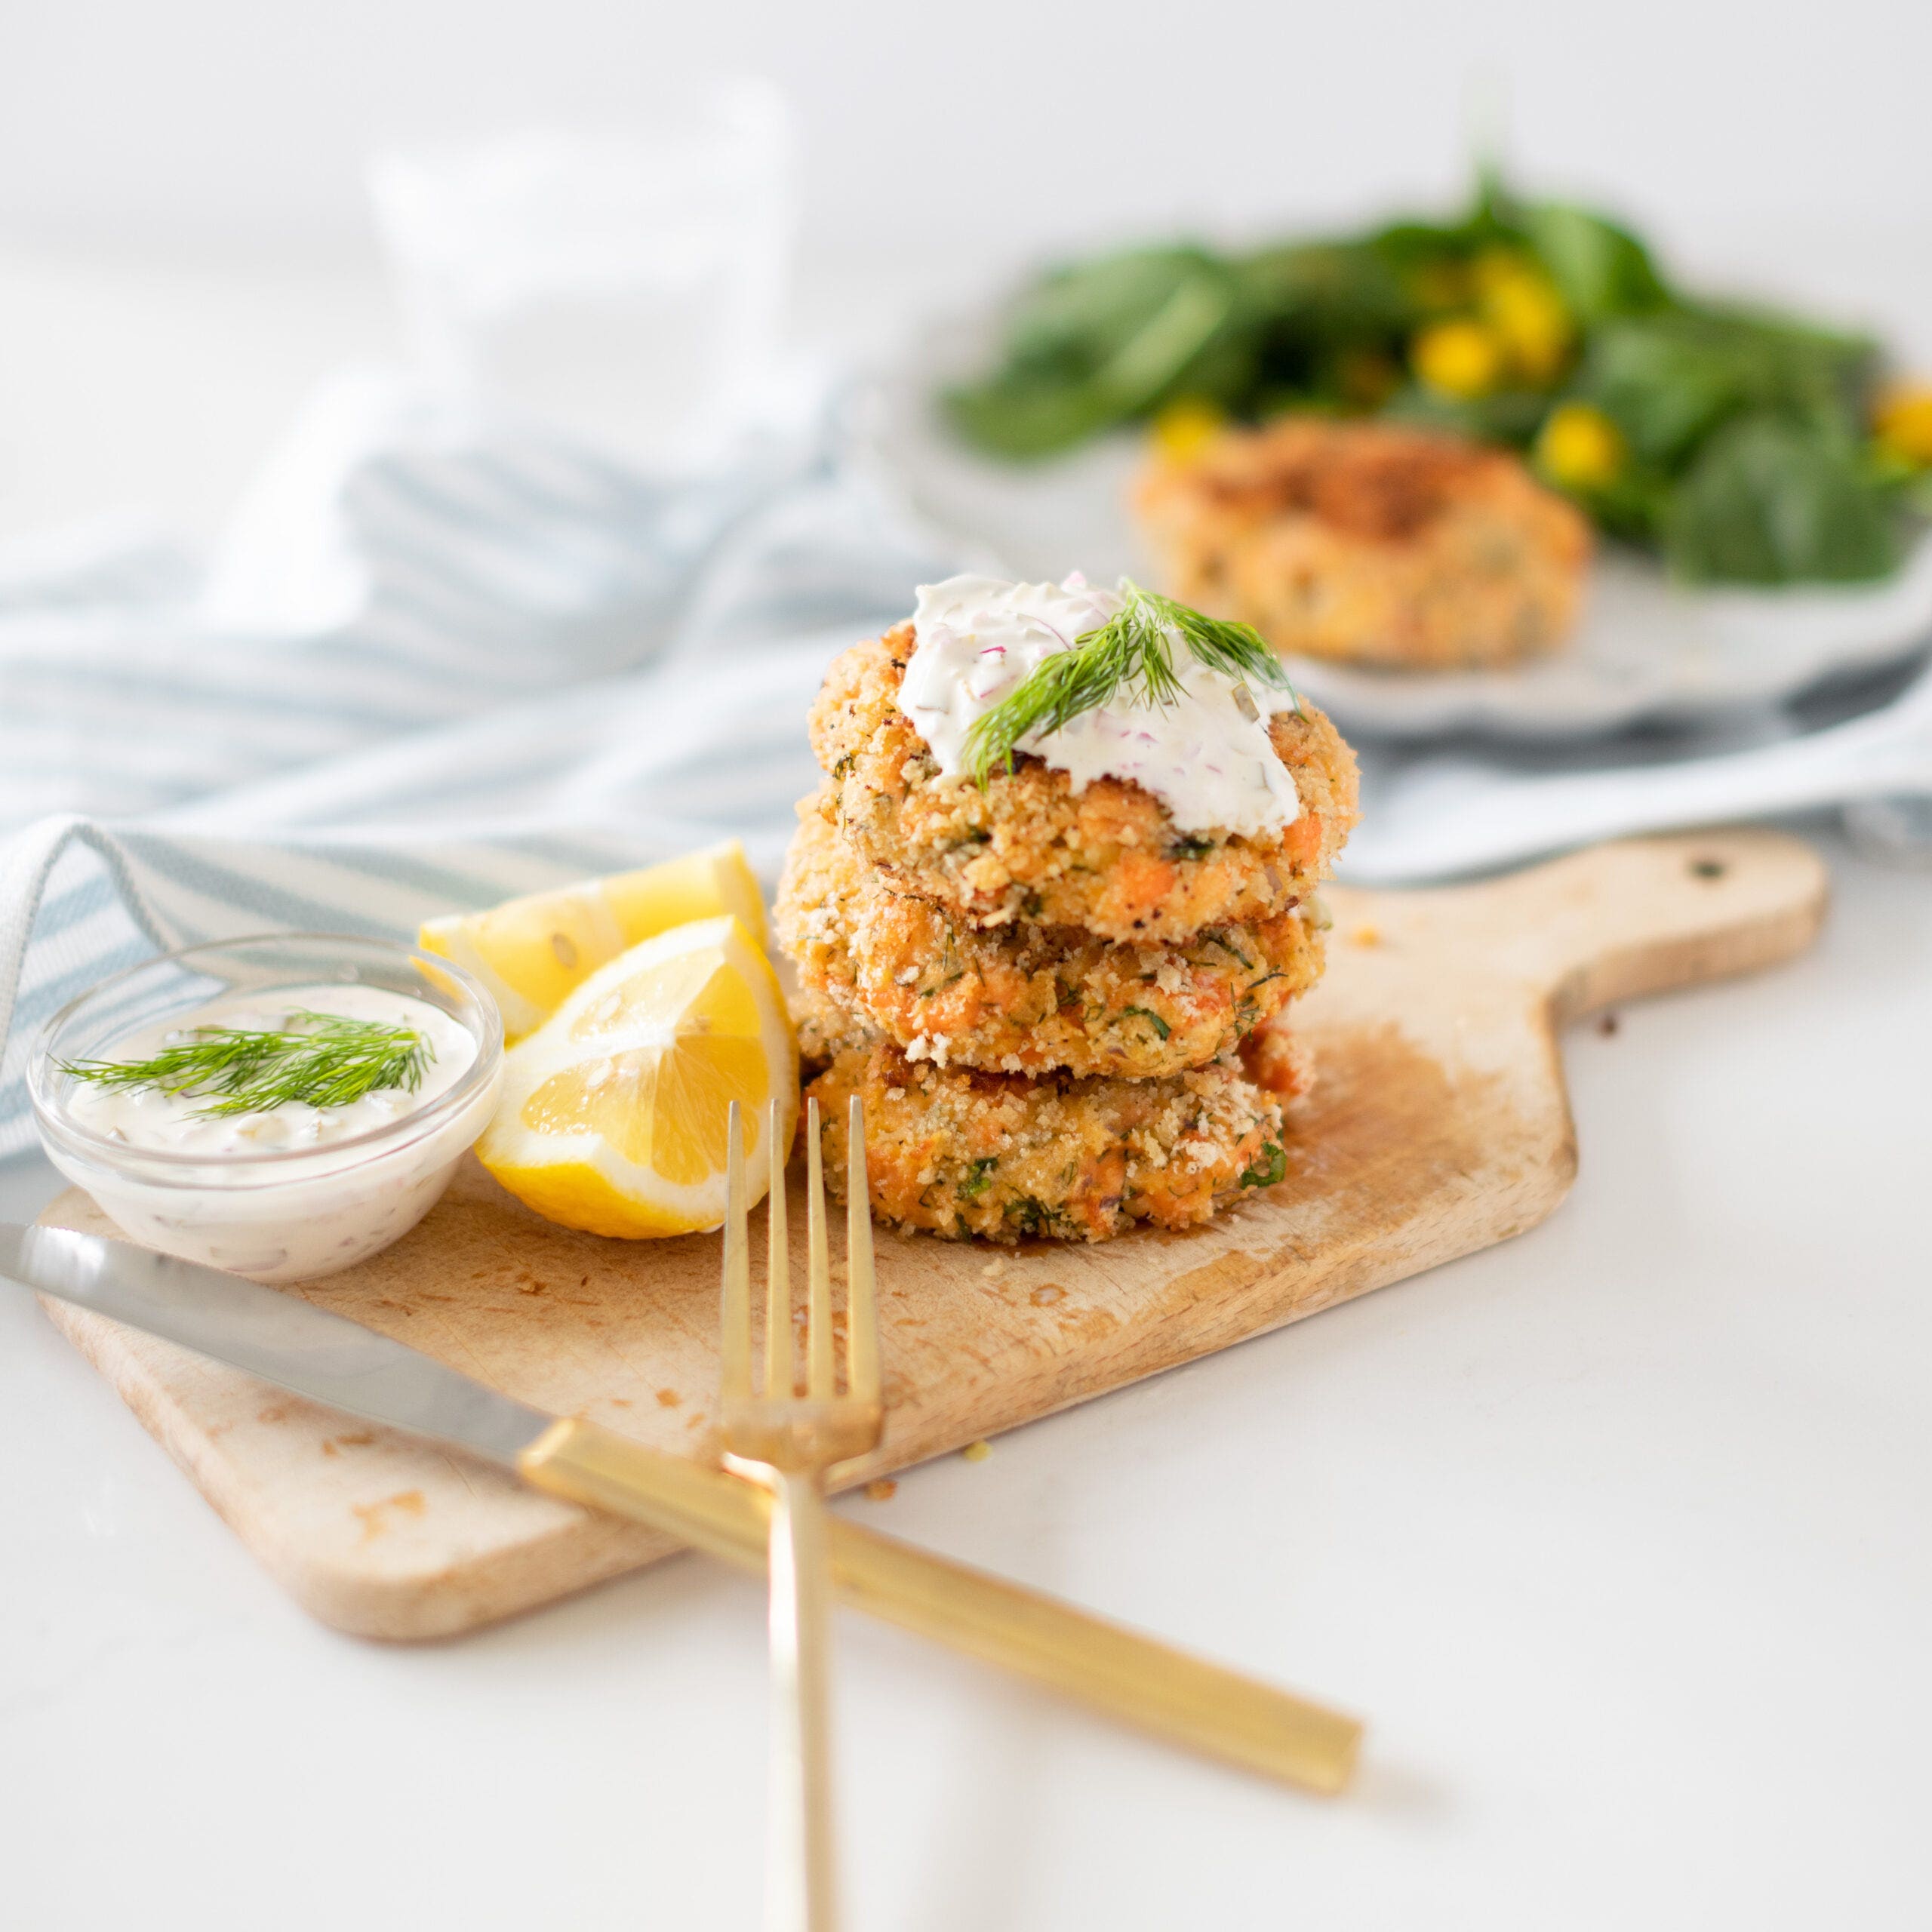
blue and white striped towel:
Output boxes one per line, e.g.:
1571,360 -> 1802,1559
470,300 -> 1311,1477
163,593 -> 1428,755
0,368 -> 961,1159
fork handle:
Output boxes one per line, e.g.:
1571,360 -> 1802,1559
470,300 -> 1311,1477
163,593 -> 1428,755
767,1470 -> 838,1932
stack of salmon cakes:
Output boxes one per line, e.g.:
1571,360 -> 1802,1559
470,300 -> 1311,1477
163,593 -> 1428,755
777,615 -> 1361,1244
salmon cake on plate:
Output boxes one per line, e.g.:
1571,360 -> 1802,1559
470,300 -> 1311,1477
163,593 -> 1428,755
1135,415 -> 1590,670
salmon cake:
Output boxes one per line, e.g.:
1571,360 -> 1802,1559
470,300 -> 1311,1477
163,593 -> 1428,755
1134,416 -> 1590,669
776,806 -> 1326,1079
807,1042 -> 1291,1244
809,626 -> 1358,943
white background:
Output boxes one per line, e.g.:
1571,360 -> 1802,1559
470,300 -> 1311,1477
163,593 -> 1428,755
1,3 -> 1929,1926
3,0 -> 1928,257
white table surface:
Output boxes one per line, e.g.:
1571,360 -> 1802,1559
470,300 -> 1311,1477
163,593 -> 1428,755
2,242 -> 1929,1930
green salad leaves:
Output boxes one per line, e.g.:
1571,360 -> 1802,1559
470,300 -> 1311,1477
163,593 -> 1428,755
943,176 -> 1921,587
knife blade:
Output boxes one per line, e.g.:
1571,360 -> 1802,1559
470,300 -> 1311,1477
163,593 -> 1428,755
4,1220 -> 1361,1793
5,1222 -> 553,1462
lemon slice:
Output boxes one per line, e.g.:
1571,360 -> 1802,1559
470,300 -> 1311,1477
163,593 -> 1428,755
419,841 -> 768,1043
477,915 -> 798,1238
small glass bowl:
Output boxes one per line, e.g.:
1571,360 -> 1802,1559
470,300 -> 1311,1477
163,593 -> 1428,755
29,934 -> 503,1284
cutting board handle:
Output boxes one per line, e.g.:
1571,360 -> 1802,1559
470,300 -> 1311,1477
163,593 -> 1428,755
1360,828 -> 1829,1026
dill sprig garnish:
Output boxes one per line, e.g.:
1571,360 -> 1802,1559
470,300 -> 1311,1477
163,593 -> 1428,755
961,581 -> 1299,787
63,1011 -> 432,1118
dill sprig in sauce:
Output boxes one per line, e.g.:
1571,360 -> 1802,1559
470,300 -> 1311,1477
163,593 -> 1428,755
960,581 -> 1299,789
62,1010 -> 433,1118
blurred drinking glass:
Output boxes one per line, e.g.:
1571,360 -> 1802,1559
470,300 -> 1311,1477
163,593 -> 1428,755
369,81 -> 795,469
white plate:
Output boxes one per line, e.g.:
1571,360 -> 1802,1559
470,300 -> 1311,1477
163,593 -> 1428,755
855,321 -> 1932,743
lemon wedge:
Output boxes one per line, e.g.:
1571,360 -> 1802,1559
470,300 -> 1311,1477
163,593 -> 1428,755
419,841 -> 769,1044
478,915 -> 798,1238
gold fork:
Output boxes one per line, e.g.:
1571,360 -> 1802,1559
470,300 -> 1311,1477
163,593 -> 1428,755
721,1094 -> 882,1932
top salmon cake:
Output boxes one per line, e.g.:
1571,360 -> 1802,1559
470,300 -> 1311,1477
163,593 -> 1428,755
809,623 -> 1359,946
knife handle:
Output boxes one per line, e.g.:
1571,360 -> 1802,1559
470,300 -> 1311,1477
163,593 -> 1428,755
518,1417 -> 1361,1795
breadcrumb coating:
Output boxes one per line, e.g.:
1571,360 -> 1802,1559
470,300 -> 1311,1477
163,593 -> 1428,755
1135,417 -> 1590,669
1236,1014 -> 1314,1099
809,626 -> 1358,944
807,1042 -> 1288,1243
790,981 -> 881,1067
776,805 -> 1324,1078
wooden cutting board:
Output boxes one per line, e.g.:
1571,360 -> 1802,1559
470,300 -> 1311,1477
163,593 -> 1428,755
38,829 -> 1826,1641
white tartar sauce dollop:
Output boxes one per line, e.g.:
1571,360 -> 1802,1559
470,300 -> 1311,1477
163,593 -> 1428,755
57,986 -> 489,1284
897,574 -> 1303,838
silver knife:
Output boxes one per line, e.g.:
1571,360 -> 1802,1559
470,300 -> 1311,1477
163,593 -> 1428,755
3,1220 -> 1359,1794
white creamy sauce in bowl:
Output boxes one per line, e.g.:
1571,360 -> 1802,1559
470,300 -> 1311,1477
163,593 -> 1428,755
898,573 -> 1303,838
45,984 -> 498,1284
66,986 -> 474,1155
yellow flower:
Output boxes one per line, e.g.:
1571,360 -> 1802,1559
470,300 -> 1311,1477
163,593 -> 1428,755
1536,402 -> 1626,491
1149,396 -> 1227,461
1469,248 -> 1528,296
1479,268 -> 1573,385
1412,319 -> 1505,400
1874,385 -> 1932,467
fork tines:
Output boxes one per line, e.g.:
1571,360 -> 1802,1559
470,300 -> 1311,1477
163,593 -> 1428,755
721,1096 -> 878,1414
